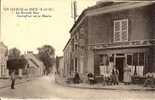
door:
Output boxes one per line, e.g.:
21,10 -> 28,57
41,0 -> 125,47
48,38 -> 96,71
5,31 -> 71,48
116,57 -> 125,82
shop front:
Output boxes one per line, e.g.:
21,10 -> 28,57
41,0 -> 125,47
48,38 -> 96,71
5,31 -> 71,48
94,47 -> 151,83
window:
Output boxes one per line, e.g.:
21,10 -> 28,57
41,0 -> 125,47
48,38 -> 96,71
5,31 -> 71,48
72,39 -> 74,51
133,53 -> 138,66
127,55 -> 132,65
75,44 -> 78,50
114,19 -> 128,42
133,53 -> 145,66
139,53 -> 144,66
74,58 -> 78,72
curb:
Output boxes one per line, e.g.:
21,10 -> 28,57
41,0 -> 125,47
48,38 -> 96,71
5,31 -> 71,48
55,79 -> 155,91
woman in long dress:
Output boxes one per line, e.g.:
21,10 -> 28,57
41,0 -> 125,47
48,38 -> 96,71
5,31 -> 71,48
124,65 -> 132,85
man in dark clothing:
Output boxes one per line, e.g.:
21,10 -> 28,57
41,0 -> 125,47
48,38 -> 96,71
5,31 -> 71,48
11,70 -> 16,89
73,72 -> 80,84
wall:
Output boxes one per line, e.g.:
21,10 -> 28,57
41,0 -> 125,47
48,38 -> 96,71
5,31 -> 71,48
129,7 -> 153,41
88,14 -> 112,45
63,41 -> 71,77
87,5 -> 154,45
151,5 -> 155,71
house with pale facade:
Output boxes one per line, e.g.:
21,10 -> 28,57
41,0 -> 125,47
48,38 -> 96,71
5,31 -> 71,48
24,51 -> 45,77
0,42 -> 9,78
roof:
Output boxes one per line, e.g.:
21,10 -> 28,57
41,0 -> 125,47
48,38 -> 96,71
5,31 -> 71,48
63,38 -> 71,51
69,1 -> 155,34
0,42 -> 8,49
24,53 -> 45,68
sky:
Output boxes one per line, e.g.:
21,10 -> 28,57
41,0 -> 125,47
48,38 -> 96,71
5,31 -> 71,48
1,0 -> 99,56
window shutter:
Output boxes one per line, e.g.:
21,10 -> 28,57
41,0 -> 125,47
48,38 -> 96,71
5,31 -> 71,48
114,21 -> 121,42
114,19 -> 128,42
121,20 -> 128,41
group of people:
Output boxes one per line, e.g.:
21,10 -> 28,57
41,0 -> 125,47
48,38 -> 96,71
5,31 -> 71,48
102,65 -> 132,85
102,67 -> 119,85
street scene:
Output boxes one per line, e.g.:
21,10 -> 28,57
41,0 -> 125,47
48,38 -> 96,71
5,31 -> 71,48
0,76 -> 155,100
0,0 -> 155,100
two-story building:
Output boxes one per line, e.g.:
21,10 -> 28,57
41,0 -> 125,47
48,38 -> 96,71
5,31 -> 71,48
64,2 -> 155,82
0,42 -> 9,78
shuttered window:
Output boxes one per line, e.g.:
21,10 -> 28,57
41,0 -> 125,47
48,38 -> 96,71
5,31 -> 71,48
114,19 -> 128,42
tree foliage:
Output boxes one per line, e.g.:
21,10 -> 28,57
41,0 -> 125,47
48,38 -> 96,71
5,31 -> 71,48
7,57 -> 27,70
37,45 -> 55,74
7,48 -> 27,70
8,48 -> 21,60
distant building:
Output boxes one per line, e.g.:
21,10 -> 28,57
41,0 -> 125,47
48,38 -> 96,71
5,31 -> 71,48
63,39 -> 75,78
64,2 -> 155,82
56,56 -> 64,77
24,52 -> 45,77
0,42 -> 9,78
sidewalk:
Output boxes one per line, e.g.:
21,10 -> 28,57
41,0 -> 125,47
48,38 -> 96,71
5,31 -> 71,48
55,76 -> 155,91
0,77 -> 35,89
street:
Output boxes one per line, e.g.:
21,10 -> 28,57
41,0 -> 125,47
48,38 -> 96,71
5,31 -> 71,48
0,76 -> 155,100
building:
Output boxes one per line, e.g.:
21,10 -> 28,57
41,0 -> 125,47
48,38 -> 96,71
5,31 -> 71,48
0,42 -> 9,78
56,56 -> 64,77
64,2 -> 155,82
24,51 -> 45,77
63,39 -> 74,77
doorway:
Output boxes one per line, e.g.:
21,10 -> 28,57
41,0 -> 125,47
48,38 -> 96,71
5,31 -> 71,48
115,57 -> 125,82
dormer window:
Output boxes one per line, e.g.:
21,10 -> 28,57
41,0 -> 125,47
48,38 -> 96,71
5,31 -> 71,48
114,19 -> 128,42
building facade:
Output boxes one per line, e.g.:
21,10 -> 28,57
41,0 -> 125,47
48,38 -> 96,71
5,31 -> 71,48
0,42 -> 9,78
56,56 -> 64,77
64,2 -> 155,82
63,39 -> 74,77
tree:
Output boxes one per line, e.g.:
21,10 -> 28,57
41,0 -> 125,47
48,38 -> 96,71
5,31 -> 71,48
37,45 -> 55,74
7,57 -> 27,70
7,48 -> 26,70
8,48 -> 21,60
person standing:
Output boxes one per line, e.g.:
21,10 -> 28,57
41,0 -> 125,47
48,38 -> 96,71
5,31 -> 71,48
124,65 -> 132,85
112,67 -> 119,85
11,70 -> 16,89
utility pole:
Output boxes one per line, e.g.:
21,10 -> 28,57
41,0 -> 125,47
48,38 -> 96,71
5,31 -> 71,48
71,0 -> 77,23
0,0 -> 1,41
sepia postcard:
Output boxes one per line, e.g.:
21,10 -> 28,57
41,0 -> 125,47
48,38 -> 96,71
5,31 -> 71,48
0,0 -> 155,100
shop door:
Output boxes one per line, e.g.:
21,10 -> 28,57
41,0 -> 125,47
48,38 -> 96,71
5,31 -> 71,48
116,57 -> 125,82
